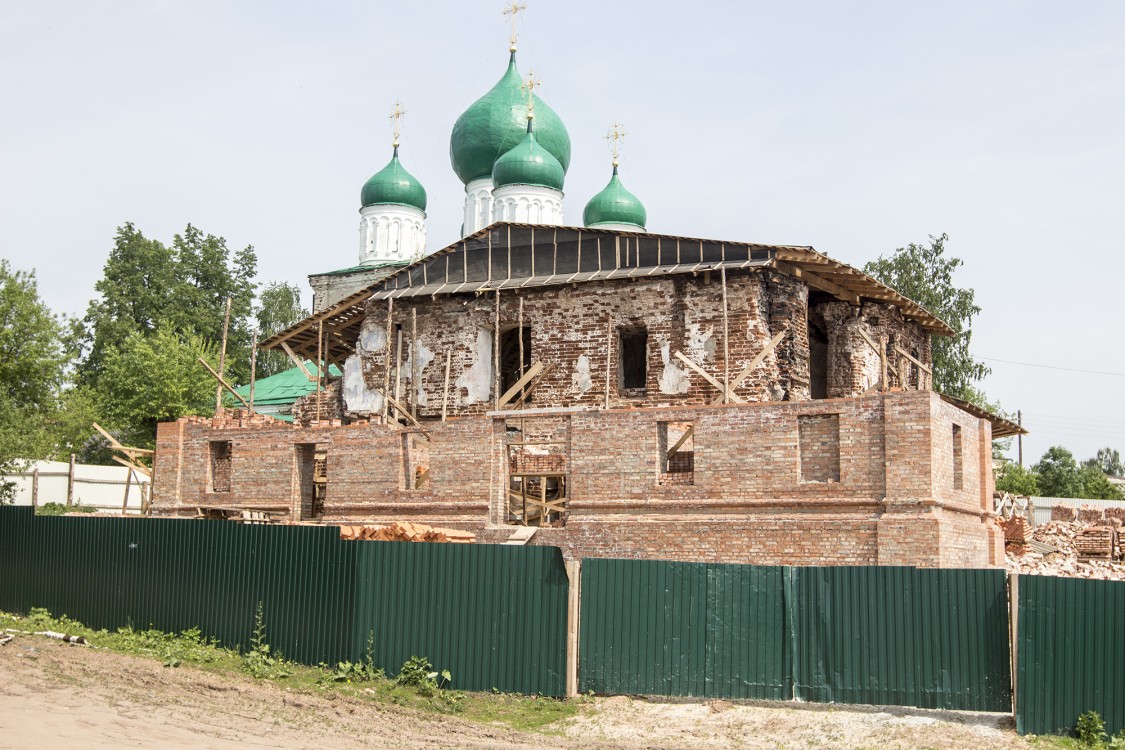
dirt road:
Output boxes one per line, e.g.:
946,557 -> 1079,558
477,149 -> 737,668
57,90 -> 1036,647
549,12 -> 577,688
1,636 -> 1039,749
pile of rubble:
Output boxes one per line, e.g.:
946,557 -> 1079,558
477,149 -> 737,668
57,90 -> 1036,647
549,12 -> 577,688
1004,504 -> 1125,580
337,522 -> 475,544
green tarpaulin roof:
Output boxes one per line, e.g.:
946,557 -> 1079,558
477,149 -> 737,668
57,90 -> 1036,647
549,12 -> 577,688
234,362 -> 342,407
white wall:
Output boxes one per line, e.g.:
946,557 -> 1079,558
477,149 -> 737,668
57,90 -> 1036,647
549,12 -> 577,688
3,460 -> 149,513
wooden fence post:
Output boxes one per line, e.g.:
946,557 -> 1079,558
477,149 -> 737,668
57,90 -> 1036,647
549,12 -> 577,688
566,559 -> 582,697
31,467 -> 39,509
1009,572 -> 1019,719
66,453 -> 76,507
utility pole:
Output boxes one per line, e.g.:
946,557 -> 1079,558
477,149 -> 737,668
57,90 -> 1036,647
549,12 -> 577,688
1017,410 -> 1023,468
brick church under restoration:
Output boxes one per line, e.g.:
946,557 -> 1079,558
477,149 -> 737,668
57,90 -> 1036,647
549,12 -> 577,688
152,224 -> 1022,568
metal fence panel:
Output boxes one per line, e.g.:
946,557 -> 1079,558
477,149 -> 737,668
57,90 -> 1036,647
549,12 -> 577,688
352,541 -> 568,696
792,566 -> 1011,711
579,558 -> 789,699
1016,575 -> 1125,736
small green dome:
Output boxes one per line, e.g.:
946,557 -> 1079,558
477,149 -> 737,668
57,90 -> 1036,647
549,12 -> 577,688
449,52 -> 571,185
583,166 -> 646,229
492,122 -> 566,191
360,147 -> 427,211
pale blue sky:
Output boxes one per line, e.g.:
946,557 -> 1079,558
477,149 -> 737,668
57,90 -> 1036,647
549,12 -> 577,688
2,1 -> 1123,464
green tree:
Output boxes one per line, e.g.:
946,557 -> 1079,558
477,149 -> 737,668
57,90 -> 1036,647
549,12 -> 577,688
96,324 -> 219,449
254,282 -> 308,379
864,234 -> 990,403
1076,464 -> 1124,501
995,462 -> 1039,496
1084,447 -> 1125,478
0,261 -> 71,498
1033,446 -> 1080,498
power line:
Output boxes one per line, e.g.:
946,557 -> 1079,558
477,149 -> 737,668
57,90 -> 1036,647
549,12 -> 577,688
979,356 -> 1125,378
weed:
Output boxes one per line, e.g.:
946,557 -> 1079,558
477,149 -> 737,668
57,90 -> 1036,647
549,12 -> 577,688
37,502 -> 96,516
321,630 -> 383,684
241,602 -> 290,679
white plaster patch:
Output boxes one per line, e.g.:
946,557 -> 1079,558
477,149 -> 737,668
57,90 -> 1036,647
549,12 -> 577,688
686,324 -> 716,363
356,320 -> 387,357
405,340 -> 435,406
659,342 -> 690,394
455,328 -> 493,405
342,354 -> 382,414
571,354 -> 593,396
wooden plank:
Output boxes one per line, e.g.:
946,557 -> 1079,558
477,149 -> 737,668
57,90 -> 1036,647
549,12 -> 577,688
66,453 -> 75,507
710,330 -> 786,404
666,424 -> 695,460
91,423 -> 155,454
775,260 -> 861,305
565,560 -> 581,698
497,361 -> 545,408
441,349 -> 452,422
215,296 -> 232,414
857,329 -> 881,356
511,362 -> 554,409
721,267 -> 730,404
197,358 -> 251,408
279,341 -> 317,382
894,345 -> 933,374
112,455 -> 152,478
675,351 -> 745,403
384,392 -> 427,434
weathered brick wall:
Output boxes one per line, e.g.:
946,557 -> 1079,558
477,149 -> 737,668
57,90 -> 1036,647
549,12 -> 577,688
151,392 -> 1000,568
356,270 -> 813,420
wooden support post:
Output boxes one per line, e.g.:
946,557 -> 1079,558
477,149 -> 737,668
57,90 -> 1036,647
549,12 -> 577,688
279,341 -> 316,381
215,296 -> 232,414
566,559 -> 581,698
393,325 -> 404,404
675,351 -> 746,403
122,469 -> 133,515
249,330 -> 258,412
880,336 -> 888,392
497,362 -> 545,409
31,467 -> 38,509
710,331 -> 786,405
517,296 -> 525,380
493,289 -> 501,409
604,318 -> 613,410
382,299 -> 393,420
316,321 -> 323,422
1017,410 -> 1023,467
441,349 -> 452,423
721,267 -> 730,404
410,307 -> 418,418
66,453 -> 75,507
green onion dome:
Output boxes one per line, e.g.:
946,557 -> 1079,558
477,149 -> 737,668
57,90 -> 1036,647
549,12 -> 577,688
449,52 -> 571,185
491,121 -> 566,191
360,146 -> 427,211
583,166 -> 646,229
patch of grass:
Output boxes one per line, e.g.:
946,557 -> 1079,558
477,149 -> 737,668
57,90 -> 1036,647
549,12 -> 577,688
0,608 -> 580,733
36,502 -> 97,516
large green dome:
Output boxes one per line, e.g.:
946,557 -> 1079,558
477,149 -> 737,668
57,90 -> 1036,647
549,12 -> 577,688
449,52 -> 571,185
360,147 -> 427,211
583,166 -> 646,229
492,122 -> 565,191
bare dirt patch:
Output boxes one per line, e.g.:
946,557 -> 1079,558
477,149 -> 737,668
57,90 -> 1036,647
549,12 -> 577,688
1,636 -> 1043,750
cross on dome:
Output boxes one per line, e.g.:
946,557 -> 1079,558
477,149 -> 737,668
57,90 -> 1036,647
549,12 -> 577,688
502,2 -> 527,52
521,70 -> 541,119
389,99 -> 406,148
606,121 -> 627,167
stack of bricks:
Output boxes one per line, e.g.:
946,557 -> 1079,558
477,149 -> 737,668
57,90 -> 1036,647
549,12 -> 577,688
1074,526 -> 1116,558
1051,504 -> 1078,522
1001,516 -> 1031,545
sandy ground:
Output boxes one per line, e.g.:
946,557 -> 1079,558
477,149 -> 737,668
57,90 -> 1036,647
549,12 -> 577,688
1,636 -> 1040,750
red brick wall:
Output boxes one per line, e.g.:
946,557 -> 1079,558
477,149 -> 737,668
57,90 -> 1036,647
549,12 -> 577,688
152,392 -> 1000,568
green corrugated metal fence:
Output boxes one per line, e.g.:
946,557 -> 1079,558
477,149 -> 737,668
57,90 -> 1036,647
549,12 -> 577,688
0,507 -> 565,693
1016,575 -> 1125,736
353,542 -> 568,695
580,560 -> 1011,712
792,566 -> 1011,711
579,559 -> 789,699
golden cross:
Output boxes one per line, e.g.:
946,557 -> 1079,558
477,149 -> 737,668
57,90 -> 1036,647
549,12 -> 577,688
521,69 -> 541,118
389,99 -> 406,147
606,121 -> 628,166
503,2 -> 527,52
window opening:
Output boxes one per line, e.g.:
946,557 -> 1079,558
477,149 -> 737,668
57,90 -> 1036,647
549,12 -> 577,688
808,322 -> 829,399
619,327 -> 648,392
296,443 -> 327,519
209,441 -> 232,493
507,440 -> 567,526
952,424 -> 963,490
402,434 -> 431,490
658,422 -> 695,485
499,325 -> 533,398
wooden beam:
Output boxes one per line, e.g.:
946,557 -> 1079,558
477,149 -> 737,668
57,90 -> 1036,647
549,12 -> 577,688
895,345 -> 932,375
775,261 -> 861,305
497,361 -> 545,408
512,362 -> 555,410
384,392 -> 426,433
197,358 -> 251,408
441,349 -> 452,422
674,351 -> 745,403
666,424 -> 695,460
215,296 -> 232,415
710,331 -> 786,404
279,341 -> 317,382
92,423 -> 154,455
112,455 -> 152,478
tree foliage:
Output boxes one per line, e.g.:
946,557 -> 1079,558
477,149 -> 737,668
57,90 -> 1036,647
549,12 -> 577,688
863,234 -> 990,403
255,282 -> 308,379
995,462 -> 1039,496
96,324 -> 219,449
1031,446 -> 1124,500
1084,447 -> 1125,478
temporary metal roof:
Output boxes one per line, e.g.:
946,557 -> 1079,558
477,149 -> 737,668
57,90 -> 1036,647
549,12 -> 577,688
261,222 -> 954,362
939,394 -> 1028,438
